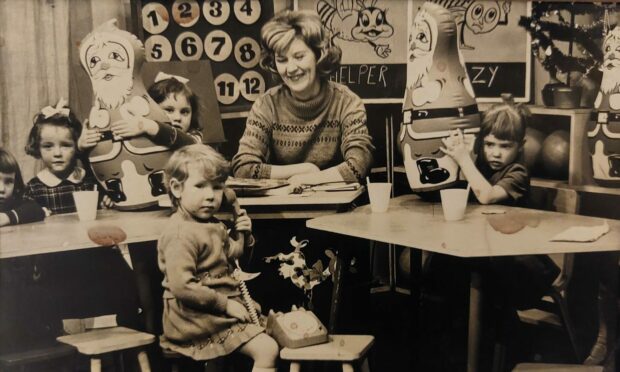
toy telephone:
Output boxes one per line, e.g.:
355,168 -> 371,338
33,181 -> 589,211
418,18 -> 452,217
266,307 -> 328,349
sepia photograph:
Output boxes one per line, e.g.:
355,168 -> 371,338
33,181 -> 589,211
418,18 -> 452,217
0,1 -> 619,371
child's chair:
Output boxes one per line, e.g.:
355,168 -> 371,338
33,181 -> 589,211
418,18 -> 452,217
56,325 -> 155,372
279,334 -> 374,372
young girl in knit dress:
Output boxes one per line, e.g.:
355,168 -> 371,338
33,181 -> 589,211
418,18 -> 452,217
25,99 -> 98,214
158,144 -> 278,371
0,148 -> 46,226
232,10 -> 374,185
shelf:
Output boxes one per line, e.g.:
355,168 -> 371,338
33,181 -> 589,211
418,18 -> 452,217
531,178 -> 620,196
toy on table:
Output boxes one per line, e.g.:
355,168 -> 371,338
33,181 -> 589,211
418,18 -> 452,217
79,19 -> 173,210
588,25 -> 620,187
399,1 -> 481,193
266,306 -> 328,349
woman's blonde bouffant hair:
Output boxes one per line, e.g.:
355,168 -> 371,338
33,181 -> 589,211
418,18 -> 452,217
259,10 -> 341,80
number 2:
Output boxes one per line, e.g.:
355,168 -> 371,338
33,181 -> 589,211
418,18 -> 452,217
178,2 -> 191,18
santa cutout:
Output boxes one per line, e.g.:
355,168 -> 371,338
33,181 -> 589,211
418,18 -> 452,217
588,26 -> 620,187
399,1 -> 481,193
79,19 -> 173,209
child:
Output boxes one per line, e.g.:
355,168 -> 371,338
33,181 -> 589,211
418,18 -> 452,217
78,72 -> 202,152
441,96 -> 560,367
0,148 -> 46,226
158,144 -> 278,371
24,99 -> 97,215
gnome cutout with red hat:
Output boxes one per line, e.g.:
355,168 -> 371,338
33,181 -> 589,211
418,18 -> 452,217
79,19 -> 173,210
399,2 -> 481,193
588,26 -> 620,187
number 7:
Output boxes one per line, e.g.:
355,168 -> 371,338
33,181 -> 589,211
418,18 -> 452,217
211,37 -> 225,55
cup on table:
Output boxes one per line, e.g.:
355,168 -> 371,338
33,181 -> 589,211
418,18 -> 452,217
367,182 -> 392,213
440,188 -> 469,221
73,191 -> 98,221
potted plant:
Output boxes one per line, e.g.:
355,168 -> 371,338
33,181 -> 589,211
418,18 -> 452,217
520,2 -> 612,108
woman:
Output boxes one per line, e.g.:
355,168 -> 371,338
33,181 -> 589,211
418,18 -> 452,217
232,10 -> 374,185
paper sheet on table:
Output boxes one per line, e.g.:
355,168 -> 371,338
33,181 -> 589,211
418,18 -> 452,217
550,221 -> 610,242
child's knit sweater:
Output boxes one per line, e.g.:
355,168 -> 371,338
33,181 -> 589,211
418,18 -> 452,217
232,81 -> 374,182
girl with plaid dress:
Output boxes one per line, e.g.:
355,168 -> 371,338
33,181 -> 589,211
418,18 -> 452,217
24,99 -> 97,215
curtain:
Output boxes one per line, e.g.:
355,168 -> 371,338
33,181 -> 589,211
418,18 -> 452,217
0,0 -> 131,181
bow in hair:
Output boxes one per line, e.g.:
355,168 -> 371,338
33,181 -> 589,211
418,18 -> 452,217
154,72 -> 189,84
41,98 -> 70,118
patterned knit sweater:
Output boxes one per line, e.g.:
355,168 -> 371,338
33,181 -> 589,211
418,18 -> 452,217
232,81 -> 374,182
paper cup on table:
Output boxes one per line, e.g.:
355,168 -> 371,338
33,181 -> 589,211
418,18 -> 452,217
367,182 -> 392,213
73,191 -> 98,221
440,189 -> 469,221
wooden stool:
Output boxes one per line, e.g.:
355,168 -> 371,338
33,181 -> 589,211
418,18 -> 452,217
512,363 -> 603,371
0,344 -> 76,372
280,335 -> 374,372
57,326 -> 155,372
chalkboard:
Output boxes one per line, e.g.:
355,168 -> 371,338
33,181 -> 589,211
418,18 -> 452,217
134,0 -> 276,114
411,0 -> 532,102
294,0 -> 409,103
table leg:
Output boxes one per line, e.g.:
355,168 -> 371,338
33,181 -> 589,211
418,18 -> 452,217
329,252 -> 344,333
467,271 -> 483,372
409,248 -> 422,368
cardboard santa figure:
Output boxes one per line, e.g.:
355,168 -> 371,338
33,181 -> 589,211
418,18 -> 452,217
588,26 -> 620,187
79,19 -> 172,209
399,2 -> 480,193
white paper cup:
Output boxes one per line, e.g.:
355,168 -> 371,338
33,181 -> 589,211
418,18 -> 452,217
367,182 -> 392,213
73,191 -> 98,221
440,189 -> 469,221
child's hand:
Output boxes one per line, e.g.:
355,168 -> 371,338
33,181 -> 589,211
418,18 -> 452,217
78,120 -> 101,151
440,129 -> 474,164
100,195 -> 116,209
111,117 -> 156,139
226,300 -> 251,322
235,209 -> 252,235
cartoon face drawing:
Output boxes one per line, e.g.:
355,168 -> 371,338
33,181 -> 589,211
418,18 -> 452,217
465,1 -> 502,34
351,6 -> 394,42
82,34 -> 135,111
317,0 -> 394,58
408,9 -> 437,90
601,27 -> 620,96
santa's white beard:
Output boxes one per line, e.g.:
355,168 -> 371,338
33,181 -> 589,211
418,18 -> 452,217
600,66 -> 620,95
408,53 -> 432,89
93,72 -> 133,110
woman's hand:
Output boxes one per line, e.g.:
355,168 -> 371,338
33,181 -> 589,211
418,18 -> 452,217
226,300 -> 251,322
440,129 -> 474,165
78,120 -> 101,151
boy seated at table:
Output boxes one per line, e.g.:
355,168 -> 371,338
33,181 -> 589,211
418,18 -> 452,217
440,95 -> 560,366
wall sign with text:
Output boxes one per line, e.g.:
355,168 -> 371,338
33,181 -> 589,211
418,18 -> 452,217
294,0 -> 409,103
135,0 -> 276,113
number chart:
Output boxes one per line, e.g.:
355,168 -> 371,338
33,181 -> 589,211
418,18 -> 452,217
135,0 -> 275,113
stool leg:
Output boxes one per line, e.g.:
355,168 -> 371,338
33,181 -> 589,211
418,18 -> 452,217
342,363 -> 354,372
289,361 -> 301,372
137,350 -> 151,372
360,358 -> 370,372
90,357 -> 102,372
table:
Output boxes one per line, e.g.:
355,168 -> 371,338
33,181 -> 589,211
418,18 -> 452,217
0,188 -> 364,259
306,194 -> 620,372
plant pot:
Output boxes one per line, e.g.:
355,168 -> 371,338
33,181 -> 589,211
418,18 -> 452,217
542,82 -> 565,107
553,86 -> 582,109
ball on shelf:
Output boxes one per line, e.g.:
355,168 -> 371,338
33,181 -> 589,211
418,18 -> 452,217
523,127 -> 545,173
541,129 -> 570,179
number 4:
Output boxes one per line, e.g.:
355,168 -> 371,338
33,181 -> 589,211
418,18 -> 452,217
240,0 -> 252,16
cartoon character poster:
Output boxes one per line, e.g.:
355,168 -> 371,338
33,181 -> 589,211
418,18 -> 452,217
295,0 -> 410,102
411,1 -> 532,102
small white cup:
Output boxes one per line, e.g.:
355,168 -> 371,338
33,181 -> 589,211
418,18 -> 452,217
440,188 -> 469,221
73,191 -> 98,221
367,182 -> 392,213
